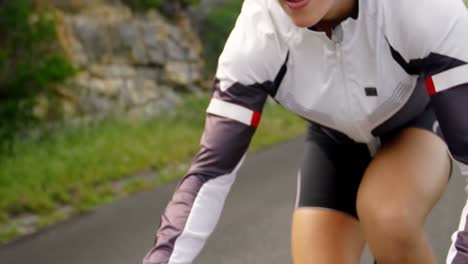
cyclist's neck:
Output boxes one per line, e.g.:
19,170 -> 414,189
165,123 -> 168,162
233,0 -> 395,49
309,0 -> 358,37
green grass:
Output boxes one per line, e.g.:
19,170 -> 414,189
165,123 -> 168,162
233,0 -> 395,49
200,0 -> 243,76
0,226 -> 19,242
0,94 -> 306,241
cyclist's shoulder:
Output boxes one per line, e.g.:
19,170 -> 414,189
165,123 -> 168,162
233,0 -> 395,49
374,0 -> 466,52
375,0 -> 465,21
234,0 -> 297,44
217,0 -> 291,82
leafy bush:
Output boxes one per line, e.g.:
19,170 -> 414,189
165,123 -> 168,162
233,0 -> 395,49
123,0 -> 201,16
200,0 -> 243,76
121,0 -> 163,11
0,0 -> 75,149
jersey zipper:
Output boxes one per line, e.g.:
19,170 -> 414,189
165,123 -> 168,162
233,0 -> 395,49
338,46 -> 352,137
334,28 -> 367,142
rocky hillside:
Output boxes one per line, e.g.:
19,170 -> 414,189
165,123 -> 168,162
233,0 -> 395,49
34,0 -> 211,121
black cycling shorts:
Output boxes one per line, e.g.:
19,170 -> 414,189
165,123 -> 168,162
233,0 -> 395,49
295,104 -> 445,218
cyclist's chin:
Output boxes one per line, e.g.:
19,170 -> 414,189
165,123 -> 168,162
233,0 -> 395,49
288,15 -> 321,28
279,1 -> 327,28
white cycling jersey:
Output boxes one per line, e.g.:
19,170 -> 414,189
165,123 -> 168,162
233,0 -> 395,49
143,0 -> 468,263
214,0 -> 467,143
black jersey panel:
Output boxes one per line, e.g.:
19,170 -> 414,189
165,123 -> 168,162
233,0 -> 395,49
430,86 -> 468,164
214,50 -> 290,101
386,39 -> 421,75
271,51 -> 290,97
212,80 -> 268,113
387,39 -> 466,77
420,53 -> 466,77
371,78 -> 429,137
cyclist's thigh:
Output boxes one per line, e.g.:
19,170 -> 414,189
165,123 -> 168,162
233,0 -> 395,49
292,123 -> 372,264
357,105 -> 451,240
357,106 -> 450,225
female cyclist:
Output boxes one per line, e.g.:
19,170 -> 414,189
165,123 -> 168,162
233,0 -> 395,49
143,0 -> 468,263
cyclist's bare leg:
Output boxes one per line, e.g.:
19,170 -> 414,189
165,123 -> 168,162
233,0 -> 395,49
291,208 -> 365,264
357,128 -> 450,264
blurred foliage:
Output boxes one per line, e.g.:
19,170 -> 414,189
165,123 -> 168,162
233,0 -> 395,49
121,0 -> 163,11
122,0 -> 201,17
0,0 -> 75,150
200,0 -> 243,76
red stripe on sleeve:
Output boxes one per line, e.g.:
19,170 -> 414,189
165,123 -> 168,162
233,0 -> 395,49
250,112 -> 262,128
425,77 -> 436,96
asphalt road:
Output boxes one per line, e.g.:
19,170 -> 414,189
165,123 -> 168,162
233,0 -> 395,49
0,136 -> 465,264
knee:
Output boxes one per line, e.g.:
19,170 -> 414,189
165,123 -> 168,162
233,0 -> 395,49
357,198 -> 420,253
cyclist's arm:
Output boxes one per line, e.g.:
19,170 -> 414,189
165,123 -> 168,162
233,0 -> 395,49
142,93 -> 266,264
418,7 -> 468,173
418,7 -> 468,264
384,1 -> 468,263
143,1 -> 288,263
383,0 -> 468,170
